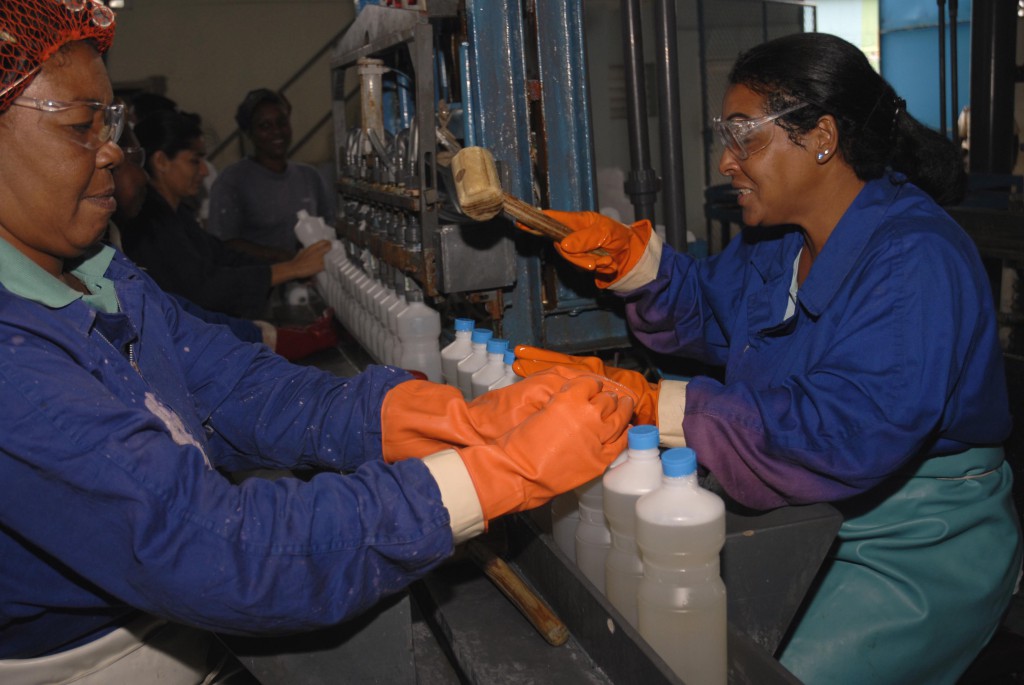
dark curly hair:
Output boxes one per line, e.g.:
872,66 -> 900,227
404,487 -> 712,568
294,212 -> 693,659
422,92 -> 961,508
728,32 -> 965,205
235,88 -> 291,134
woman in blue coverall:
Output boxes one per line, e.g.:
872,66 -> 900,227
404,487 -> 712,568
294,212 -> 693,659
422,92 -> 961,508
0,2 -> 634,682
516,32 -> 1023,684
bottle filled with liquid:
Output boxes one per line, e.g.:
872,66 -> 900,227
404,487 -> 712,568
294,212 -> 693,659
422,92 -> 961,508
396,281 -> 442,382
440,318 -> 475,388
456,328 -> 493,398
574,475 -> 611,593
636,447 -> 727,685
470,338 -> 510,398
487,349 -> 519,391
603,425 -> 662,628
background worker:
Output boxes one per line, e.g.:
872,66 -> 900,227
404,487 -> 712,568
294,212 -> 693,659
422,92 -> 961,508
122,108 -> 331,319
110,117 -> 339,361
207,88 -> 335,261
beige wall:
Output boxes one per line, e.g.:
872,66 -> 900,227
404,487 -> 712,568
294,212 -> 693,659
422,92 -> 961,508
105,0 -> 355,169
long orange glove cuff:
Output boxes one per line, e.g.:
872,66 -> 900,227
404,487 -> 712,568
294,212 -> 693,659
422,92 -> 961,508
513,345 -> 660,426
456,376 -> 633,521
380,367 -> 641,463
543,210 -> 652,289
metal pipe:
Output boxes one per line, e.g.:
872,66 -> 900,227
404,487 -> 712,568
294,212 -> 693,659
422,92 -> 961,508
620,0 -> 658,223
948,0 -> 960,149
968,0 -> 1018,174
937,0 -> 947,137
653,0 -> 686,249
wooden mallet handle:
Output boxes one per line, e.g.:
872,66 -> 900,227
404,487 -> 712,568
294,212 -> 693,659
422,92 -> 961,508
467,539 -> 570,647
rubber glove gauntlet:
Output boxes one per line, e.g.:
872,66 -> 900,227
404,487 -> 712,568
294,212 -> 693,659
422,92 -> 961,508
380,367 -> 639,462
544,210 -> 661,291
457,375 -> 633,521
513,345 -> 661,426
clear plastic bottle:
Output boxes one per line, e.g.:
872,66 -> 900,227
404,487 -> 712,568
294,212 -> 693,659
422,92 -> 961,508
396,282 -> 442,382
636,447 -> 727,685
574,475 -> 611,594
455,328 -> 493,398
603,425 -> 663,628
470,338 -> 509,399
487,349 -> 519,391
440,318 -> 475,388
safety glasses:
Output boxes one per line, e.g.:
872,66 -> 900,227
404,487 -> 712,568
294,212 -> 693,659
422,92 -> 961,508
56,0 -> 115,28
11,96 -> 125,150
712,102 -> 808,160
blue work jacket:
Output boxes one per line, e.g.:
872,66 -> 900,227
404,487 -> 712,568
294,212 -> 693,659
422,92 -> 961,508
627,176 -> 1011,508
0,249 -> 453,659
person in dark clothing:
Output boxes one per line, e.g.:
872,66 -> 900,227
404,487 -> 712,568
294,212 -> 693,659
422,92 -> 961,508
122,109 -> 330,319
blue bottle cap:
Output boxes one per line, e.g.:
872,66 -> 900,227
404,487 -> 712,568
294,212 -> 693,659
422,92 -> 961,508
471,328 -> 494,344
628,424 -> 659,450
503,349 -> 516,365
454,318 -> 474,332
486,338 -> 509,354
662,447 -> 697,477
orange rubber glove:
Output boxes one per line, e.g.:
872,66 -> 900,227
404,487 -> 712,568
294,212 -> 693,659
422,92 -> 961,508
512,345 -> 660,426
456,375 -> 633,521
380,366 -> 639,463
544,210 -> 653,289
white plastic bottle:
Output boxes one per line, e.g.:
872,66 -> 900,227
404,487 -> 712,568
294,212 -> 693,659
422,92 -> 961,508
384,271 -> 408,366
574,476 -> 611,594
603,424 -> 663,628
636,447 -> 727,685
470,338 -> 509,399
440,318 -> 475,388
395,282 -> 443,382
549,491 -> 580,564
455,328 -> 493,398
487,349 -> 519,391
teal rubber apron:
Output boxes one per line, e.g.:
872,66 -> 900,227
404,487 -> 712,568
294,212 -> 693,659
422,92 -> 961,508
779,446 -> 1023,685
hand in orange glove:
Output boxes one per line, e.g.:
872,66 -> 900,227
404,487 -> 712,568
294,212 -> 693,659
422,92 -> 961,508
512,345 -> 660,426
457,375 -> 633,521
380,366 -> 639,463
542,210 -> 659,290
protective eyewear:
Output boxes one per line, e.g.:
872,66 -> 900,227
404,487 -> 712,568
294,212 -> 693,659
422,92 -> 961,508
57,0 -> 115,28
11,96 -> 125,150
712,102 -> 808,160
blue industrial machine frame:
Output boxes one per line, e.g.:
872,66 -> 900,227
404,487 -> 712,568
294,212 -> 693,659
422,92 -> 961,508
331,1 -> 629,352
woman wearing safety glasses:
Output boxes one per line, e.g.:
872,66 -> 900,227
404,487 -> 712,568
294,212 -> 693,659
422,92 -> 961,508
0,2 -> 635,681
515,32 -> 1021,684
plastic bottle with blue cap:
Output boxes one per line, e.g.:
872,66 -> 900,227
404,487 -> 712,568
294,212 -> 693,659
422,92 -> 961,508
487,349 -> 520,391
456,328 -> 493,398
602,424 -> 663,628
440,318 -> 475,388
636,447 -> 727,685
470,338 -> 510,398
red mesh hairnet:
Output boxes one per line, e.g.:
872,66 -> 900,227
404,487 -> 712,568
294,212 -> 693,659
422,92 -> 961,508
0,0 -> 116,112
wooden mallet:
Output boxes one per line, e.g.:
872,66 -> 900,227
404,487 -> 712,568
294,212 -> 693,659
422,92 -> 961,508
450,146 -> 607,257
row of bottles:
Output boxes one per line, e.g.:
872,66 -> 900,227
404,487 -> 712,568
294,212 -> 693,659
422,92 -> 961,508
298,211 -> 518,394
551,427 -> 727,685
440,318 -> 519,398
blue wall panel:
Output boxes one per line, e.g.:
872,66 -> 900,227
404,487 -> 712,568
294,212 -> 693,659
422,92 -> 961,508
880,0 -> 972,132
